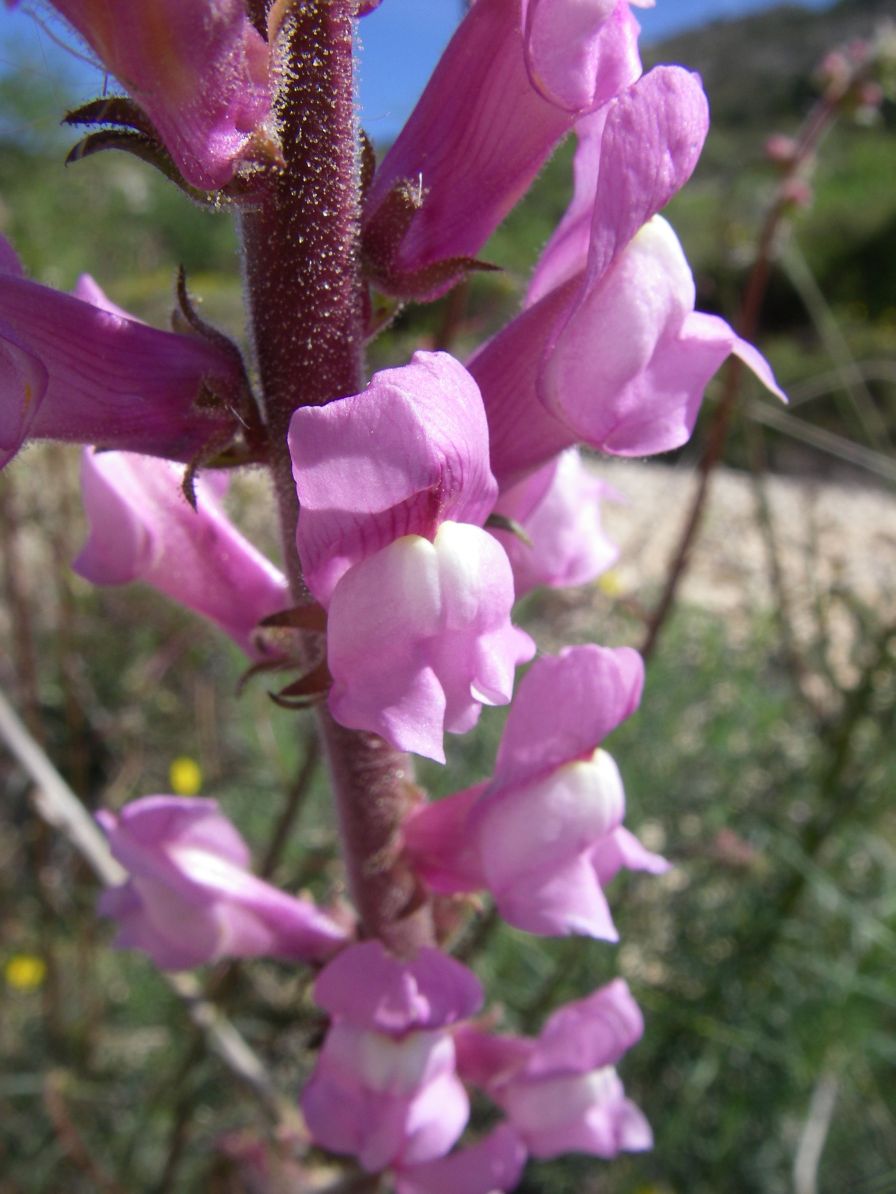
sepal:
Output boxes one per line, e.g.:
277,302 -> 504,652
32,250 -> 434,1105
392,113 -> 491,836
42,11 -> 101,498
64,95 -> 159,139
361,178 -> 498,300
66,128 -> 223,208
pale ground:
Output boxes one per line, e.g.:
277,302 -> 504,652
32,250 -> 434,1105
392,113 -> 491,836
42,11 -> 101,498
596,458 -> 896,691
4,448 -> 894,701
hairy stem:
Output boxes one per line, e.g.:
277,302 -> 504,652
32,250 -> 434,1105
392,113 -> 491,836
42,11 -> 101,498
241,0 -> 434,952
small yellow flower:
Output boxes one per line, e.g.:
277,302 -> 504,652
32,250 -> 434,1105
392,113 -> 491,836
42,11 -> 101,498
5,954 -> 46,991
169,755 -> 202,796
597,568 -> 624,598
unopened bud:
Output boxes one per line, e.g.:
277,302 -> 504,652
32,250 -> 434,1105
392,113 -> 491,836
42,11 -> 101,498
779,177 -> 813,210
764,133 -> 799,166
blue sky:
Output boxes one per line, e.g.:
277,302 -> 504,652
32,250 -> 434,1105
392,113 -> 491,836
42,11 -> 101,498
359,0 -> 838,137
2,0 -> 840,141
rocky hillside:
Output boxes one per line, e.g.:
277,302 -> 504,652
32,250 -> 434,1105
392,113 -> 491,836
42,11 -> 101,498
646,0 -> 896,126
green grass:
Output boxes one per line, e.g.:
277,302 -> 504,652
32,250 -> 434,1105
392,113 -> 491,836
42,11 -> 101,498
3,512 -> 894,1191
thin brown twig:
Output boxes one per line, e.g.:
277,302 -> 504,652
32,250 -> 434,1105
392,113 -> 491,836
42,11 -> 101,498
742,616 -> 896,962
745,421 -> 824,719
260,729 -> 321,879
153,1076 -> 202,1194
44,1071 -> 129,1194
640,84 -> 848,662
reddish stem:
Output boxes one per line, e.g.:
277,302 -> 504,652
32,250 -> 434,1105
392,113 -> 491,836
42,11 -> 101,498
240,0 -> 433,952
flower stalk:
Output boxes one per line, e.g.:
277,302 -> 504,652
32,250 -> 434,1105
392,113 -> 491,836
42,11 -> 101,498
240,0 -> 433,952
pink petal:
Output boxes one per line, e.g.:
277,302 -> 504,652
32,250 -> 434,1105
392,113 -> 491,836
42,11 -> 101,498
326,525 -> 533,763
72,273 -> 137,321
528,978 -> 644,1075
97,796 -> 346,969
493,449 -> 618,596
495,646 -> 644,785
313,941 -> 483,1034
474,72 -> 710,478
541,214 -> 698,452
399,1068 -> 471,1168
74,451 -> 288,658
290,352 -> 496,603
403,784 -> 489,894
303,1035 -> 469,1173
455,985 -> 650,1165
468,280 -> 579,488
543,222 -> 784,456
0,319 -> 49,464
523,0 -> 640,113
527,108 -> 610,305
487,846 -> 619,939
99,880 -> 226,971
102,796 -> 250,868
590,825 -> 670,885
453,1025 -> 534,1090
475,751 -> 627,908
503,1068 -> 650,1159
583,65 -> 709,288
301,1063 -> 389,1166
396,1124 -> 528,1194
692,311 -> 786,402
482,70 -> 782,470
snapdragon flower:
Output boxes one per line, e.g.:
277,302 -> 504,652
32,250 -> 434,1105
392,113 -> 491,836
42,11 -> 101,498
301,941 -> 482,1172
98,796 -> 347,970
404,645 -> 667,938
470,66 -> 783,487
289,351 -> 534,762
455,978 -> 650,1159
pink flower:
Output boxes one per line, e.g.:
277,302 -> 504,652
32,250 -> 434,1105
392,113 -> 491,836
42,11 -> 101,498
404,646 -> 668,938
469,66 -> 784,488
0,242 -> 240,468
97,796 -> 347,971
289,352 -> 534,762
455,978 -> 651,1160
491,448 -> 618,596
74,450 -> 289,659
301,942 -> 482,1173
33,0 -> 271,189
362,0 -> 641,297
